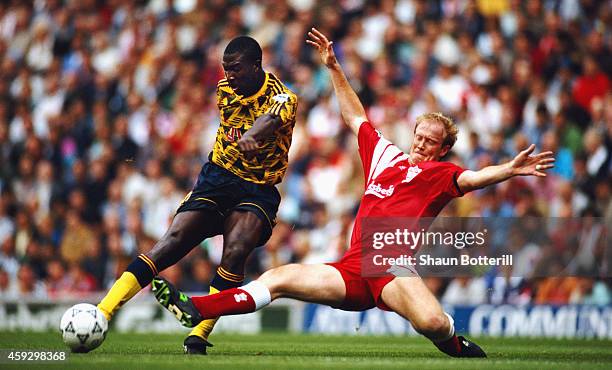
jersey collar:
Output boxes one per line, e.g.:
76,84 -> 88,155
232,72 -> 270,103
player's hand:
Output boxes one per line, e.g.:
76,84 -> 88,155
306,27 -> 338,68
238,135 -> 259,159
510,144 -> 555,177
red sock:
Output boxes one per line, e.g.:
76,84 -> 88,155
192,288 -> 256,319
434,335 -> 461,356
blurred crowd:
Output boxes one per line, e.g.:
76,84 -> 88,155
0,0 -> 610,307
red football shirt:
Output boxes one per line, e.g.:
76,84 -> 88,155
340,122 -> 467,266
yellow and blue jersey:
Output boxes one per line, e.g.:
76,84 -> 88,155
211,72 -> 298,185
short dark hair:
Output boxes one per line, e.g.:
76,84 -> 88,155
224,36 -> 262,65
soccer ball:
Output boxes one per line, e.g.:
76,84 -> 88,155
59,303 -> 108,353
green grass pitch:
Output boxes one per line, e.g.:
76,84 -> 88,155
1,332 -> 612,369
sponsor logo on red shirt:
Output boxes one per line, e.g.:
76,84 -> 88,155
365,183 -> 395,198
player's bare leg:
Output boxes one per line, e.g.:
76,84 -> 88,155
380,277 -> 450,340
98,210 -> 217,321
184,211 -> 267,354
259,263 -> 346,304
147,210 -> 221,271
153,264 -> 346,325
380,277 -> 486,357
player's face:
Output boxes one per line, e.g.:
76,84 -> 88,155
222,53 -> 260,96
410,120 -> 450,163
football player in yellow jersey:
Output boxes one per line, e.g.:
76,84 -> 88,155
96,36 -> 297,354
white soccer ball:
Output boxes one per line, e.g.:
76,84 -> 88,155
59,303 -> 108,353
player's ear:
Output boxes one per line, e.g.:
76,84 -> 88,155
440,144 -> 450,158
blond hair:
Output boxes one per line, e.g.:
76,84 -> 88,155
414,112 -> 458,149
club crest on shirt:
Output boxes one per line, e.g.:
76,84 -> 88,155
227,127 -> 243,142
402,165 -> 422,184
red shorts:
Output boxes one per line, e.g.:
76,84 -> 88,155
327,260 -> 395,312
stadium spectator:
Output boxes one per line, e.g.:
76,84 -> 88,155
45,258 -> 71,297
0,267 -> 10,299
535,276 -> 579,305
6,263 -> 47,299
0,198 -> 14,246
64,261 -> 98,294
441,277 -> 487,305
181,256 -> 213,293
582,127 -> 610,180
60,209 -> 96,265
0,236 -> 19,279
570,277 -> 612,306
486,265 -> 532,305
572,55 -> 609,114
541,129 -> 573,180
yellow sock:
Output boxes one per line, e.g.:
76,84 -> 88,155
189,267 -> 244,341
98,254 -> 157,321
98,272 -> 142,321
189,286 -> 220,340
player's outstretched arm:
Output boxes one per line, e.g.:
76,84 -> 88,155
457,144 -> 555,193
306,27 -> 367,135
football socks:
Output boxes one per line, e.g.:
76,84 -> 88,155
98,254 -> 157,320
191,281 -> 272,319
187,267 -> 244,340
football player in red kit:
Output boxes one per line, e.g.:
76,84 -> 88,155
152,28 -> 555,358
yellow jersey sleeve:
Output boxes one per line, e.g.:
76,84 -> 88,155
266,91 -> 298,128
